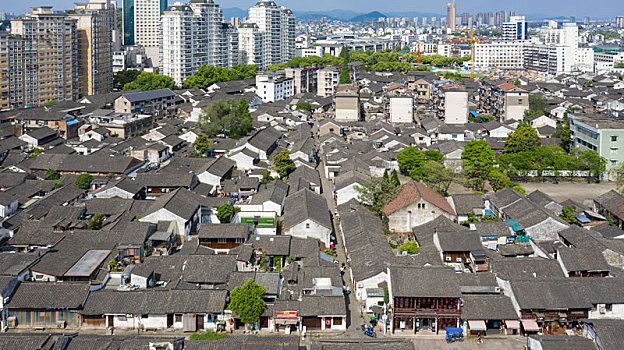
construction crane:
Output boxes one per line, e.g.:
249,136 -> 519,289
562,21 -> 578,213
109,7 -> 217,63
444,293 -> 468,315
410,42 -> 423,65
454,30 -> 480,79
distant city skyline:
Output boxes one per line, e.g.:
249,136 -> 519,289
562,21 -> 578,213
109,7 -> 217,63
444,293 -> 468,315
2,0 -> 623,19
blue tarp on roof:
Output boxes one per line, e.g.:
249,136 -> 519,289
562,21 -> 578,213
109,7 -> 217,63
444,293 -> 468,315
67,119 -> 80,125
469,110 -> 479,117
506,219 -> 524,233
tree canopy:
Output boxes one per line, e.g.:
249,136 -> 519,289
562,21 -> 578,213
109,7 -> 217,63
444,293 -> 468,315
46,169 -> 61,180
123,72 -> 176,91
462,140 -> 495,191
184,64 -> 258,89
504,123 -> 541,154
410,160 -> 453,196
75,173 -> 94,190
272,149 -> 295,178
198,97 -> 253,139
216,203 -> 234,223
356,175 -> 400,218
397,147 -> 426,173
296,102 -> 311,112
528,95 -> 549,114
114,70 -> 141,89
229,278 -> 266,325
192,133 -> 212,155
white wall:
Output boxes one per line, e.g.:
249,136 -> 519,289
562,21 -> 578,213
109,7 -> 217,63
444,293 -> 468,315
444,91 -> 468,125
389,97 -> 414,123
285,219 -> 330,246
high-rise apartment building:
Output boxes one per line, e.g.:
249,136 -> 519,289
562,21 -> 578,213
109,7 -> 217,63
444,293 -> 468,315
238,23 -> 265,68
447,0 -> 456,32
69,0 -> 116,97
0,7 -> 78,109
615,16 -> 624,28
244,1 -> 295,69
161,1 -> 239,86
123,0 -> 167,65
502,16 -> 528,41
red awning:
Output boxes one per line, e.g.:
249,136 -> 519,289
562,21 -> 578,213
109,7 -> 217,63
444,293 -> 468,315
521,319 -> 539,332
504,320 -> 520,329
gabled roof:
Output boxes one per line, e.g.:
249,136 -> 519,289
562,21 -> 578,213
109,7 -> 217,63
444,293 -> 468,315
384,181 -> 455,216
119,89 -> 175,103
595,190 -> 624,218
283,189 -> 331,229
7,283 -> 89,309
390,266 -> 461,298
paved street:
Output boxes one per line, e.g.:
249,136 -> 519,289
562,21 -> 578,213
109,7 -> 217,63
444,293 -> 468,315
411,337 -> 528,349
318,159 -> 370,337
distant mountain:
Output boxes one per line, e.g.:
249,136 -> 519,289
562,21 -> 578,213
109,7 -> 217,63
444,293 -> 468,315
384,11 -> 444,18
294,9 -> 361,21
222,7 -> 247,21
351,11 -> 387,22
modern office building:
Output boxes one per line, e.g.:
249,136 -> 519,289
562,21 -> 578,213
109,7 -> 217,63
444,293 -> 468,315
502,16 -> 528,41
123,0 -> 167,65
160,1 -> 239,86
447,0 -> 456,32
245,0 -> 295,69
0,7 -> 78,109
69,0 -> 116,97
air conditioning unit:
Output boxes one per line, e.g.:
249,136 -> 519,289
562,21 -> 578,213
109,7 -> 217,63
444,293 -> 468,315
598,304 -> 606,314
56,320 -> 66,328
465,259 -> 471,263
7,317 -> 16,328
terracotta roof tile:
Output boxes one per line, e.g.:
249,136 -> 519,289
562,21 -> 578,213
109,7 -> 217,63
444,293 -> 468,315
383,181 -> 456,216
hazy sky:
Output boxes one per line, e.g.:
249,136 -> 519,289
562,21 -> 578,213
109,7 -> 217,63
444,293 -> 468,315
3,0 -> 624,18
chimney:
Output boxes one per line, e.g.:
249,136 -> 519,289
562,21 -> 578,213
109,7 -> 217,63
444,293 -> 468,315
13,123 -> 23,137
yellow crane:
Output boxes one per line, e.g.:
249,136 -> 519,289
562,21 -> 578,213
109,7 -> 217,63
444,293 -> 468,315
410,42 -> 423,65
454,30 -> 480,79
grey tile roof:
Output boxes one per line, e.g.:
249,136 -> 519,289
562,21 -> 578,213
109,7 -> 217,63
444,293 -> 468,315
461,295 -> 518,320
83,289 -> 227,315
120,88 -> 175,103
283,189 -> 331,230
450,193 -> 485,215
198,223 -> 250,239
7,283 -> 89,309
390,266 -> 461,298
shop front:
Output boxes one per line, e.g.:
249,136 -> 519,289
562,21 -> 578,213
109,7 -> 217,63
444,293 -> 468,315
274,311 -> 300,334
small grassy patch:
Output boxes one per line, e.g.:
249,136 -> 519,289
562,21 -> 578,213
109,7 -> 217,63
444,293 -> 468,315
189,331 -> 228,340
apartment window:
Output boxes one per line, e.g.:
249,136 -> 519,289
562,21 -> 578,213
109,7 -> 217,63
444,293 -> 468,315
612,136 -> 618,142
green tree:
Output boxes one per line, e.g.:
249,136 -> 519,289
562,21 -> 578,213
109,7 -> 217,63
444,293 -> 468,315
356,176 -> 400,218
260,171 -> 275,185
229,278 -> 266,325
469,114 -> 493,123
410,160 -> 453,196
423,149 -> 444,163
296,102 -> 312,112
391,169 -> 400,187
397,147 -> 426,173
216,203 -> 234,223
580,149 -> 607,182
273,149 -> 295,178
554,115 -> 572,152
462,140 -> 495,191
75,173 -> 94,190
559,205 -> 577,222
614,163 -> 624,193
184,64 -> 257,89
84,213 -> 105,230
192,133 -> 212,155
123,72 -> 176,91
113,69 -> 141,88
198,97 -> 253,139
46,169 -> 61,180
529,95 -> 549,114
488,169 -> 510,192
53,182 -> 64,189
399,240 -> 419,254
504,123 -> 541,154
